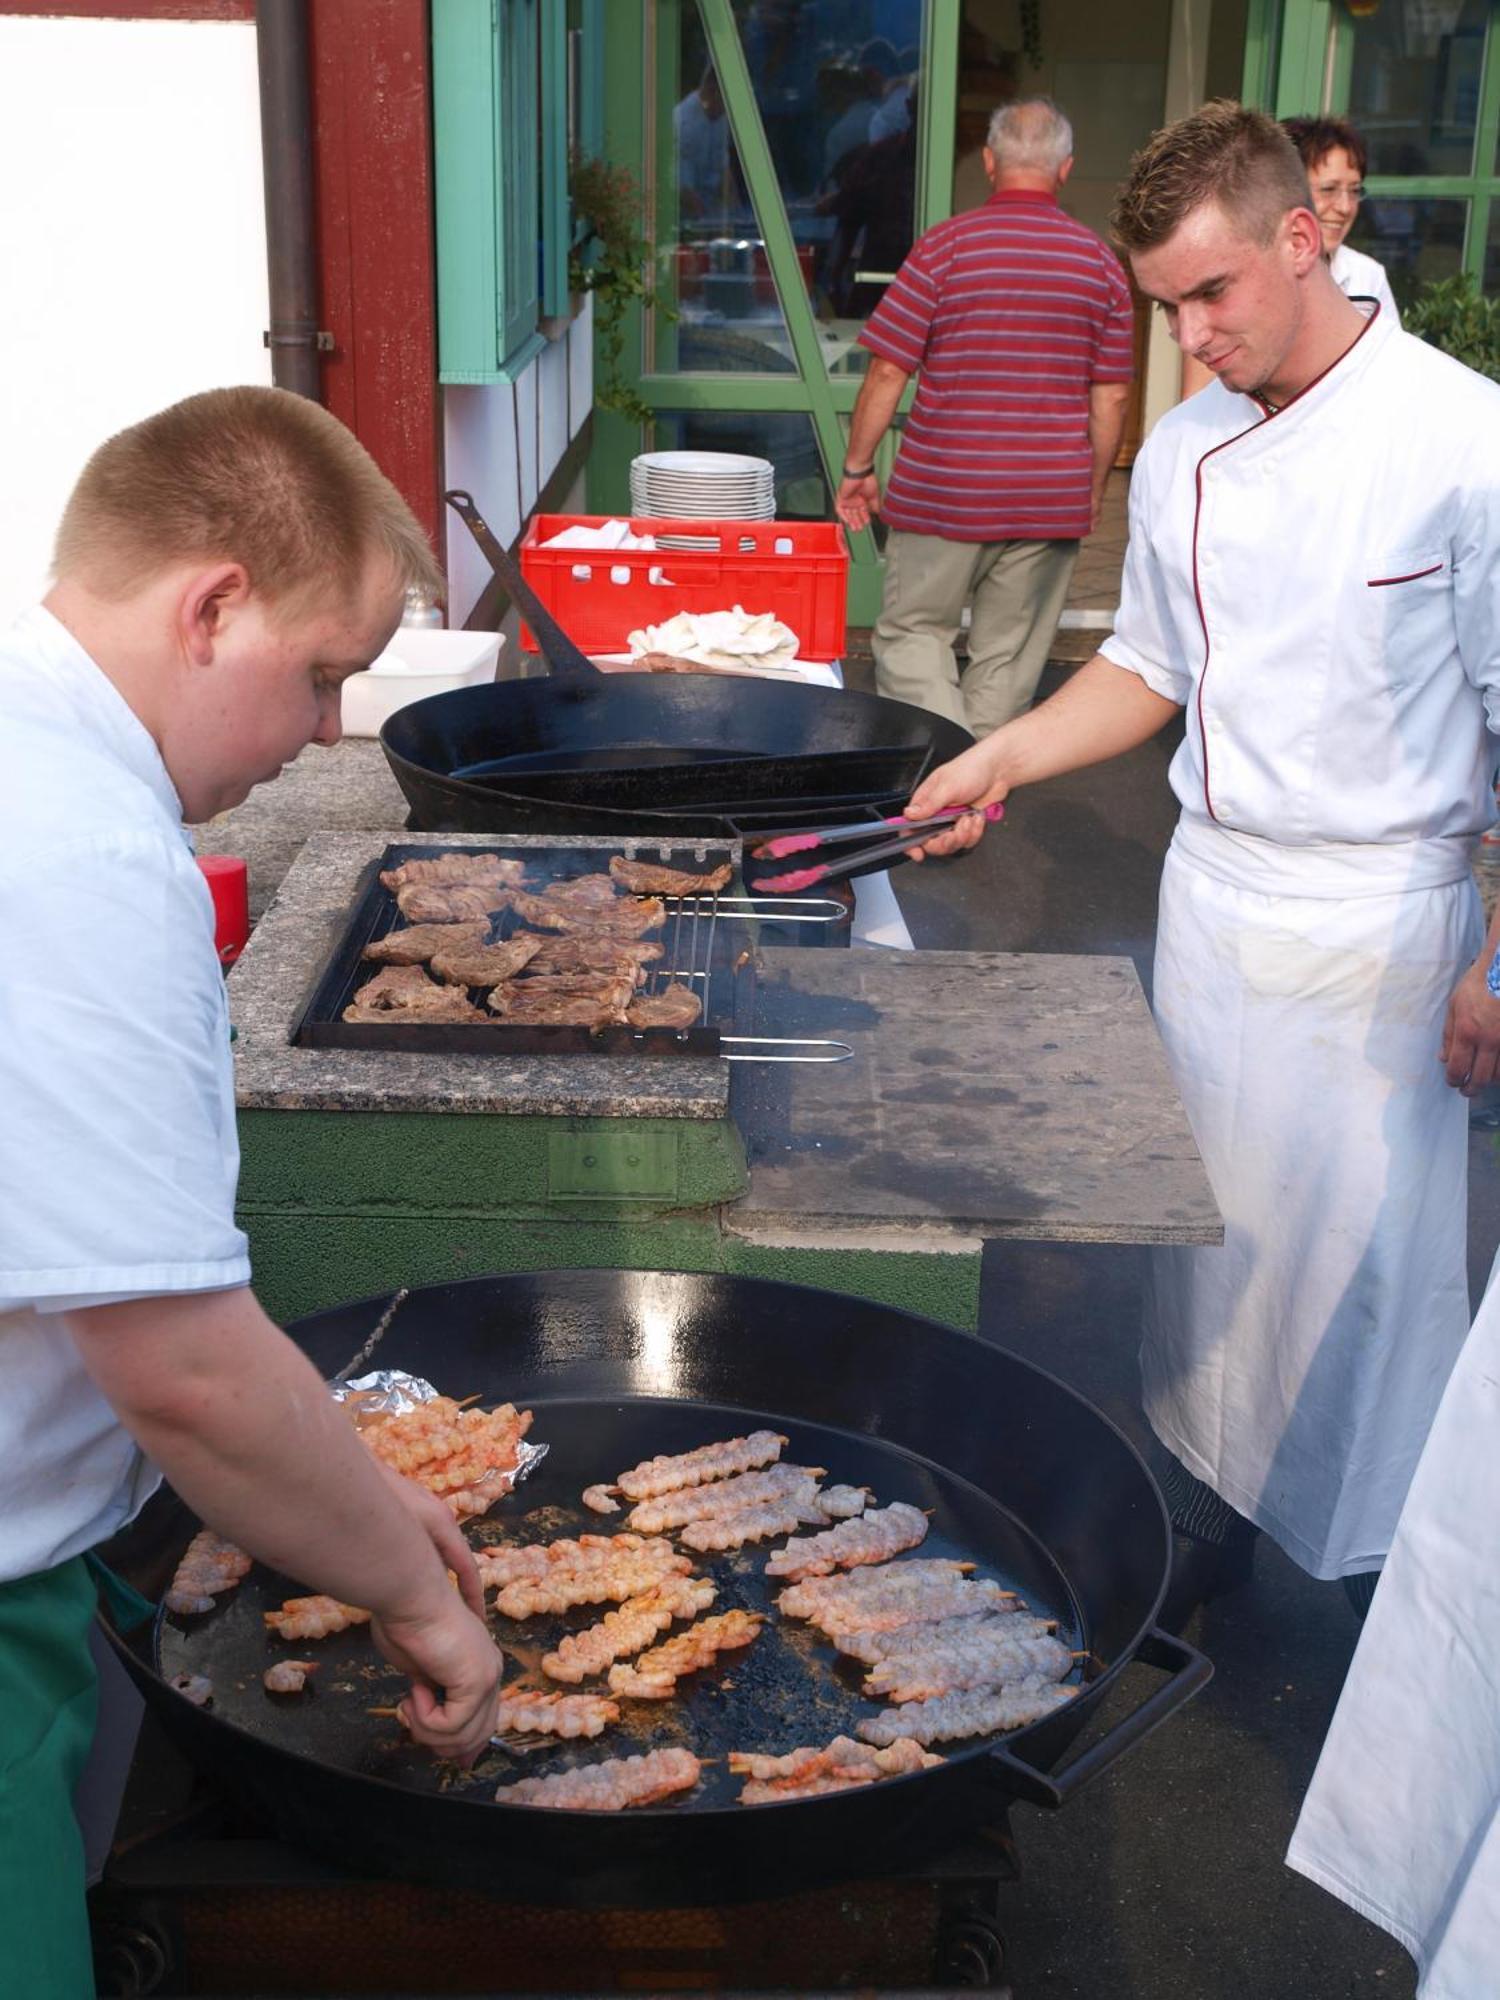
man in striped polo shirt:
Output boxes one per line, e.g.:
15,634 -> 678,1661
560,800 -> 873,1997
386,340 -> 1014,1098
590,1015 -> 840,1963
836,97 -> 1134,736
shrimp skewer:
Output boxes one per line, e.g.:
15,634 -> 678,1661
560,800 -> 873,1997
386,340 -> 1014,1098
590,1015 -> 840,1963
475,1534 -> 649,1591
165,1530 -> 251,1616
833,1609 -> 1058,1665
495,1546 -> 691,1619
731,1734 -> 942,1804
607,1609 -> 765,1699
864,1630 -> 1076,1703
615,1431 -> 788,1502
626,1463 -> 824,1534
542,1577 -> 717,1683
499,1746 -> 701,1810
765,1501 -> 928,1581
264,1595 -> 371,1641
680,1496 -> 825,1552
857,1677 -> 1080,1747
493,1690 -> 619,1740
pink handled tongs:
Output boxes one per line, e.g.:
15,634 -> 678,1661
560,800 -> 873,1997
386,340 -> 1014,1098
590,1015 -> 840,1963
749,802 -> 1004,894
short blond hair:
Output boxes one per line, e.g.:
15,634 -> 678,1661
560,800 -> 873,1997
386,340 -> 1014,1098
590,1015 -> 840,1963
53,385 -> 443,614
1112,99 -> 1311,254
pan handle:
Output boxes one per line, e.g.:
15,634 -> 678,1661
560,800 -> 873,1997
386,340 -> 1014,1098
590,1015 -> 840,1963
444,489 -> 601,681
985,1625 -> 1212,1810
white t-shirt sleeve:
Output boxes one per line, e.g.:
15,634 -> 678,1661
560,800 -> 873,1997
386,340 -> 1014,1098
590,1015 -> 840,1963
0,829 -> 250,1308
1098,447 -> 1193,706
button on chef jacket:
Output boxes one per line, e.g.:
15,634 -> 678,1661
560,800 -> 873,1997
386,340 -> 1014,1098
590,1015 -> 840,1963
0,607 -> 250,1584
1100,305 -> 1500,1579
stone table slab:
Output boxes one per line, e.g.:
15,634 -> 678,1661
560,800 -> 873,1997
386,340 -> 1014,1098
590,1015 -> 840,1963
726,947 -> 1222,1249
228,831 -> 733,1119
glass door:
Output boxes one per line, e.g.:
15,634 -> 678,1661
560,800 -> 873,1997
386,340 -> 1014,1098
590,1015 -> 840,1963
591,0 -> 960,623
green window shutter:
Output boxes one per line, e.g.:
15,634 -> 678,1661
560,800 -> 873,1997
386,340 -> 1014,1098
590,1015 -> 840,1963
433,0 -> 545,383
540,0 -> 569,317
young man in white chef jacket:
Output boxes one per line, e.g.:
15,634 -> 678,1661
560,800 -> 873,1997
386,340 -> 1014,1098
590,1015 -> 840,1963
905,100 -> 1500,1608
0,388 -> 504,1995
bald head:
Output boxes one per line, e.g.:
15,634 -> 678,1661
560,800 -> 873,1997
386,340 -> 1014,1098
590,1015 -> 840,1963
986,97 -> 1073,184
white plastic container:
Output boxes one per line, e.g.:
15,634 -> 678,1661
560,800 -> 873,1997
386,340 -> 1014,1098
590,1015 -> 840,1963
339,628 -> 503,737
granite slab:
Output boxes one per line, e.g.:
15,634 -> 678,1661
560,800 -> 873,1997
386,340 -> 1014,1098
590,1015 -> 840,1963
726,947 -> 1222,1248
228,832 -> 735,1119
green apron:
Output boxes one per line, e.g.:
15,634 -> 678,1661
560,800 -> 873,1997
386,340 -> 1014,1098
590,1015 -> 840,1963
0,1558 -> 101,1999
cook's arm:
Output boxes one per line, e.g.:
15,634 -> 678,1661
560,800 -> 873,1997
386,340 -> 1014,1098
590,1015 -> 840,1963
66,1286 -> 502,1761
1087,383 -> 1131,532
834,356 -> 910,533
1441,896 -> 1500,1096
903,654 -> 1180,856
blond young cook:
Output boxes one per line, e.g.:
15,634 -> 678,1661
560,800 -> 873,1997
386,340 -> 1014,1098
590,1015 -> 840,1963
906,101 -> 1500,1608
0,389 -> 504,1996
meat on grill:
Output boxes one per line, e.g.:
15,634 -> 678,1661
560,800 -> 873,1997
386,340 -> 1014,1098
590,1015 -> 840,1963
509,888 -> 665,938
608,856 -> 732,896
379,853 -> 527,893
394,882 -> 510,925
526,936 -> 663,977
487,973 -> 636,1027
429,935 -> 545,987
626,983 -> 702,1030
362,919 -> 491,966
343,964 -> 487,1023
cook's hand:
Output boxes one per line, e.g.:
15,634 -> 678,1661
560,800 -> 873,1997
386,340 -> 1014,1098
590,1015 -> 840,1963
835,473 -> 880,533
378,1462 -> 484,1619
902,738 -> 1011,860
373,1591 -> 504,1767
1440,957 -> 1500,1096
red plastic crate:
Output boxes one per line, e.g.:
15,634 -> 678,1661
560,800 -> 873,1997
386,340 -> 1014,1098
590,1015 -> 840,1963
518,513 -> 849,662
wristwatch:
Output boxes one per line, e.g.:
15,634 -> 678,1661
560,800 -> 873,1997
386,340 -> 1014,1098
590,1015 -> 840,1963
840,462 -> 875,481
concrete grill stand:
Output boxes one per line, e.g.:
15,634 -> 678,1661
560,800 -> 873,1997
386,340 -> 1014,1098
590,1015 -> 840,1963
225,816 -> 1220,1331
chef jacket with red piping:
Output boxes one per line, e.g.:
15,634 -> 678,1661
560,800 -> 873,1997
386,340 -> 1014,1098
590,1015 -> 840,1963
1100,305 -> 1500,851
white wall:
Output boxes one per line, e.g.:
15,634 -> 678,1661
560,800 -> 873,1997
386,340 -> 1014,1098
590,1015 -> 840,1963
0,17 -> 271,624
443,296 -> 595,636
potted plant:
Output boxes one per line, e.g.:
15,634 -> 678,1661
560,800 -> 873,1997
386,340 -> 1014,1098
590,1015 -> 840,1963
569,153 -> 673,425
1405,270 -> 1500,382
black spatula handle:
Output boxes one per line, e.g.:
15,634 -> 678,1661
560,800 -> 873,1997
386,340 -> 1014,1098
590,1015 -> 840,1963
444,489 -> 601,681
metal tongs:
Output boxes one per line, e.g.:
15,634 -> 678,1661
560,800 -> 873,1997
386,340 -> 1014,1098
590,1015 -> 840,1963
744,802 -> 1004,893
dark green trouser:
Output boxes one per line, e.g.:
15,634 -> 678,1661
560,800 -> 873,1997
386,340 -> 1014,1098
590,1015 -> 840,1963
0,1558 -> 100,1999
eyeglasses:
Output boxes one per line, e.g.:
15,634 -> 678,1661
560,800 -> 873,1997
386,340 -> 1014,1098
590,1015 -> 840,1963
1313,181 -> 1365,202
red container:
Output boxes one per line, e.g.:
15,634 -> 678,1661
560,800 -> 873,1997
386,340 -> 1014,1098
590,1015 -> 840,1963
196,854 -> 250,968
518,513 -> 849,662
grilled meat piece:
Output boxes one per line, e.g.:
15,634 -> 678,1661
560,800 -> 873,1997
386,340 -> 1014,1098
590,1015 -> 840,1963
609,855 -> 732,896
626,983 -> 702,1030
510,888 -> 664,937
394,882 -> 509,925
488,973 -> 635,1026
362,919 -> 490,966
379,853 -> 526,893
429,934 -> 545,987
343,964 -> 487,1023
526,936 -> 663,978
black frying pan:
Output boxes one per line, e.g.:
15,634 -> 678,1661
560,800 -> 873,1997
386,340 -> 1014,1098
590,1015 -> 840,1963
375,496 -> 973,838
98,1270 -> 1209,1906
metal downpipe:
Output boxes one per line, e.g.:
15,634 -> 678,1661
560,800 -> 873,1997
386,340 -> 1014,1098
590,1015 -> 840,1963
256,0 -> 322,400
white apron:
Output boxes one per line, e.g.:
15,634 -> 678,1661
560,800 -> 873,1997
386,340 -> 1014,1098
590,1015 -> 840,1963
1142,816 -> 1480,1579
1286,1246 -> 1500,1993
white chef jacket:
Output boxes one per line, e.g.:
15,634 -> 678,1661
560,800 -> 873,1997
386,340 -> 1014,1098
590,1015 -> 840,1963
1331,241 -> 1399,325
1286,1242 -> 1500,1995
0,607 -> 250,1583
1101,306 -> 1500,1576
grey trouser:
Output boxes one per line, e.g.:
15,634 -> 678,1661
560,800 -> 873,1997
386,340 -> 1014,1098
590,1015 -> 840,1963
873,529 -> 1079,736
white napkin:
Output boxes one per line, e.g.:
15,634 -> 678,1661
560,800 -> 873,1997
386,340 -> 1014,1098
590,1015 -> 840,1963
626,605 -> 800,672
538,519 -> 657,551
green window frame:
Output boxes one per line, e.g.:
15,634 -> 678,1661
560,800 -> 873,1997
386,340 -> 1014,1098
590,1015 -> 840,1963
1267,0 -> 1500,294
433,0 -> 576,383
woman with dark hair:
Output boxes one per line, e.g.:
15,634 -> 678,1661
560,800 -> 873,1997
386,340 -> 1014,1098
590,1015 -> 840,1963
1283,114 -> 1399,321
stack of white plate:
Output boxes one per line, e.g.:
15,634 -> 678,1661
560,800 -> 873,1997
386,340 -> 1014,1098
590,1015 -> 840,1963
630,449 -> 775,549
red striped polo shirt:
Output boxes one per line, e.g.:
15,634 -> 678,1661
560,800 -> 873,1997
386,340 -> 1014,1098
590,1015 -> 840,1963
859,189 -> 1135,541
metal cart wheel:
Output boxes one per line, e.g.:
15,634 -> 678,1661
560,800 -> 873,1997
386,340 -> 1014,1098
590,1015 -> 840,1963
935,1910 -> 1011,1989
91,1910 -> 173,1998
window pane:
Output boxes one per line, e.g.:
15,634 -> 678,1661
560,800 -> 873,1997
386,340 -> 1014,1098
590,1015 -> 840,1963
1346,0 -> 1488,178
1350,196 -> 1467,308
1483,204 -> 1500,293
653,409 -> 829,519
